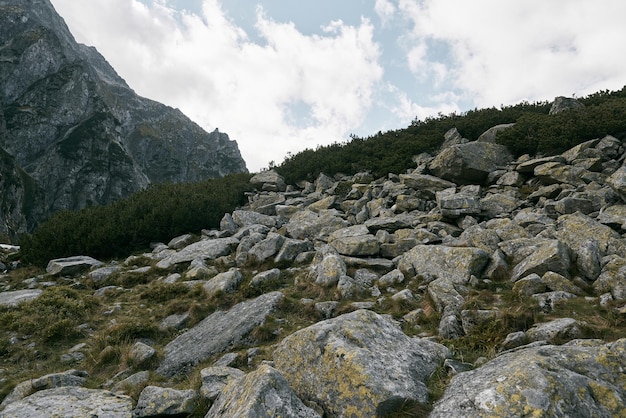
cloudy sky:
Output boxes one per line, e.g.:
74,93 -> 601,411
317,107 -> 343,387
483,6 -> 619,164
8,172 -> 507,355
49,0 -> 626,172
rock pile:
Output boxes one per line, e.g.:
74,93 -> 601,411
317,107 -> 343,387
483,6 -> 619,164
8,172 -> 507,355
2,120 -> 626,416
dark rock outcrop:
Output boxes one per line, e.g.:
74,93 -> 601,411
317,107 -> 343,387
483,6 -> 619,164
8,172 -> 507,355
0,0 -> 247,235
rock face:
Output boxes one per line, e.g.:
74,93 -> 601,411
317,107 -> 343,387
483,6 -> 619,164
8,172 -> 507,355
206,365 -> 321,418
430,339 -> 626,417
6,113 -> 626,416
156,291 -> 283,378
0,0 -> 247,235
0,387 -> 133,418
273,309 -> 450,417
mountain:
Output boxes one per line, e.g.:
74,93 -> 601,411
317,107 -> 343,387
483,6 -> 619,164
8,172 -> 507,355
1,113 -> 626,416
0,0 -> 247,240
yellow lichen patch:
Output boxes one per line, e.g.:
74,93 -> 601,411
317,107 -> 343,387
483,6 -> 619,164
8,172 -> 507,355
588,381 -> 626,415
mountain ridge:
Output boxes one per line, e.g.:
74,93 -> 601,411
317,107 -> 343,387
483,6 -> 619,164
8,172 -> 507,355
0,0 -> 247,239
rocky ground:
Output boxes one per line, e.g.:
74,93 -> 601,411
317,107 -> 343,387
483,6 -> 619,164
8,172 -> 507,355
1,125 -> 626,417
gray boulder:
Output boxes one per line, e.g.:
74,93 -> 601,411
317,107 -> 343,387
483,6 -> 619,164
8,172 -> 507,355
399,173 -> 456,191
549,96 -> 585,114
250,169 -> 286,192
0,289 -> 42,307
511,239 -> 571,281
285,210 -> 349,241
398,245 -> 489,284
203,269 -> 244,297
0,387 -> 132,418
525,318 -> 586,343
46,256 -> 103,276
308,245 -> 347,287
232,210 -> 277,228
133,386 -> 198,417
429,142 -> 513,185
430,339 -> 626,417
206,365 -> 320,418
156,291 -> 283,377
248,232 -> 285,264
273,309 -> 450,417
155,237 -> 239,269
477,123 -> 515,143
200,366 -> 246,401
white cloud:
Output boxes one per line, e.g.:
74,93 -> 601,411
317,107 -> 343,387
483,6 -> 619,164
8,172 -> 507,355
374,0 -> 396,25
49,0 -> 383,172
398,0 -> 626,108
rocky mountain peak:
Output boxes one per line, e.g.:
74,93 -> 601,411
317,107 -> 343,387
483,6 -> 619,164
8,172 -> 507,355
0,0 -> 247,238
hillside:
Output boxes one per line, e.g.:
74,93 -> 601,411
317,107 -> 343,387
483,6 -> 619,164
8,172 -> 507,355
0,0 -> 247,240
1,96 -> 626,416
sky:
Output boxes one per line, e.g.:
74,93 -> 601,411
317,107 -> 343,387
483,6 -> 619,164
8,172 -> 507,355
49,0 -> 626,172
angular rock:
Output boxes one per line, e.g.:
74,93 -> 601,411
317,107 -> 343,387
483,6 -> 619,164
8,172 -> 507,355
0,387 -> 132,418
398,245 -> 489,284
200,366 -> 246,401
430,339 -> 626,417
206,365 -> 320,418
155,237 -> 239,269
309,245 -> 347,287
167,233 -> 195,250
128,342 -> 156,368
285,210 -> 348,241
250,169 -> 286,192
534,162 -> 588,186
0,289 -> 42,307
399,173 -> 456,191
436,187 -> 482,218
556,212 -> 620,256
232,210 -> 276,229
512,273 -> 547,297
156,291 -> 283,377
273,309 -> 450,417
330,234 -> 379,257
511,239 -> 571,281
133,386 -> 198,417
477,123 -> 516,143
429,142 -> 513,185
525,318 -> 585,343
249,268 -> 281,289
274,238 -> 312,264
549,96 -> 585,114
576,239 -> 602,281
248,232 -> 285,264
46,256 -> 103,276
203,269 -> 244,297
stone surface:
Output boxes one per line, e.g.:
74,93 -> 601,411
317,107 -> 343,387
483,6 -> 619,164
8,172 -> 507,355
133,386 -> 198,417
273,309 -> 450,417
398,245 -> 489,284
0,0 -> 246,233
0,289 -> 42,307
430,339 -> 626,418
46,256 -> 103,275
155,237 -> 239,269
156,291 -> 283,377
206,365 -> 320,418
429,141 -> 513,185
0,387 -> 133,418
200,366 -> 246,401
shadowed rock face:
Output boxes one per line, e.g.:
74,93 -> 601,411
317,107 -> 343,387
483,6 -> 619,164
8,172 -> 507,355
0,0 -> 247,235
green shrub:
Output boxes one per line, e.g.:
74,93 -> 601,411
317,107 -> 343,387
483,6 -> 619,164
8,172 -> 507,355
20,172 -> 252,266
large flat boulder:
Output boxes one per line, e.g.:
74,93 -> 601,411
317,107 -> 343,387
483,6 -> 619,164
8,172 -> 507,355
430,339 -> 626,417
155,237 -> 239,269
273,309 -> 450,417
0,289 -> 42,307
0,387 -> 133,418
156,291 -> 283,377
46,256 -> 103,276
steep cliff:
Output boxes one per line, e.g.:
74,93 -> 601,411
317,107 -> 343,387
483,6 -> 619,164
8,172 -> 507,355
0,0 -> 247,236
